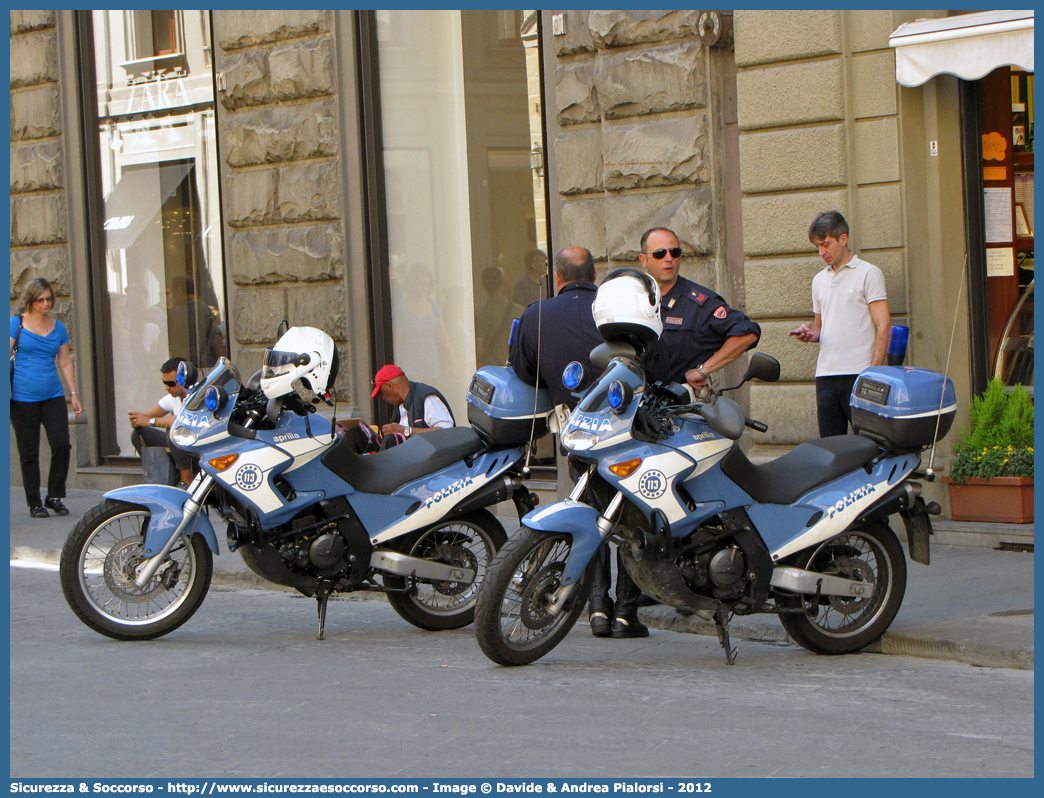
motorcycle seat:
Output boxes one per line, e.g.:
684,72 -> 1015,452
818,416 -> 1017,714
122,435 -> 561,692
321,427 -> 485,495
720,434 -> 881,506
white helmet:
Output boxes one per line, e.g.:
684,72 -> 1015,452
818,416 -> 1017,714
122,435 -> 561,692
260,326 -> 338,399
593,268 -> 663,344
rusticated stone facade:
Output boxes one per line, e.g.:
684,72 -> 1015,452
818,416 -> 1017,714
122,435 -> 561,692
734,10 -> 910,450
212,11 -> 355,400
549,9 -> 724,291
9,11 -> 70,309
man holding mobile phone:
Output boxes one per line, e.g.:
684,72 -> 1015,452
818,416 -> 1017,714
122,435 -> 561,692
791,211 -> 890,437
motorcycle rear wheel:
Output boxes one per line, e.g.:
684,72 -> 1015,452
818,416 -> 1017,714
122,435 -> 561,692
384,509 -> 507,631
475,528 -> 592,666
59,499 -> 213,640
777,522 -> 906,655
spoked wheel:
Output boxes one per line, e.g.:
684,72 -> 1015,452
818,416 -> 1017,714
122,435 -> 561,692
777,522 -> 906,654
384,509 -> 507,630
475,528 -> 593,666
59,499 -> 213,640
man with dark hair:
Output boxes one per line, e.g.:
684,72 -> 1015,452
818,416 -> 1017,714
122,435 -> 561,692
510,246 -> 604,408
128,357 -> 194,485
512,248 -> 549,308
792,211 -> 890,437
639,227 -> 761,389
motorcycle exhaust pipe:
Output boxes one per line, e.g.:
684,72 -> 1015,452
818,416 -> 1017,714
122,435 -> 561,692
449,474 -> 523,517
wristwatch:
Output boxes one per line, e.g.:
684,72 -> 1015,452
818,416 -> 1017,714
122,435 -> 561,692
150,418 -> 156,427
403,426 -> 412,438
696,364 -> 709,380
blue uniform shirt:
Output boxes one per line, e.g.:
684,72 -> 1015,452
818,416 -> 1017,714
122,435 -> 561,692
644,276 -> 761,385
509,281 -> 605,409
10,315 -> 69,403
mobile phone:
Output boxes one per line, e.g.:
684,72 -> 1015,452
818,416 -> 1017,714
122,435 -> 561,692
788,329 -> 801,336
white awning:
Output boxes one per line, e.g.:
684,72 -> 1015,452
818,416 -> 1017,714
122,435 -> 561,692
889,10 -> 1034,87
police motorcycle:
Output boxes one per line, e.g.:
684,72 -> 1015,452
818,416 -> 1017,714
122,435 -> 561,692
475,270 -> 952,666
60,325 -> 552,641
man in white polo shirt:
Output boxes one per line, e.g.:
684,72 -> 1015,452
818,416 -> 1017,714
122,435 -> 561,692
792,211 -> 891,437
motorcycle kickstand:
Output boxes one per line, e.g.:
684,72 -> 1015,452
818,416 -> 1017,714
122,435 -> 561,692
316,580 -> 333,641
714,607 -> 738,666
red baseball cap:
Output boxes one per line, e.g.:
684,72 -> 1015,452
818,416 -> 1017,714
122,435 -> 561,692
371,364 -> 405,397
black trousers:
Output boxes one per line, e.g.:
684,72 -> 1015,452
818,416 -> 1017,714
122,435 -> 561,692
815,374 -> 858,438
588,543 -> 642,622
11,396 -> 71,508
131,425 -> 194,471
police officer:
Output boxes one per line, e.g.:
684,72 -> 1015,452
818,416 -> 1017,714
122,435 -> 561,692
639,227 -> 760,389
512,247 -> 641,639
510,246 -> 603,408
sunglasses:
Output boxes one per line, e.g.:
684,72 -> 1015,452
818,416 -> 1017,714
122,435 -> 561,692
643,248 -> 681,260
34,295 -> 54,304
163,380 -> 179,387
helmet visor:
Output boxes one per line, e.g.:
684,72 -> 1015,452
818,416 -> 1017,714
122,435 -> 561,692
262,349 -> 304,379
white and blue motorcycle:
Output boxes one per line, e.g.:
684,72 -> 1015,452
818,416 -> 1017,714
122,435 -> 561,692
60,326 -> 551,641
475,271 -> 953,666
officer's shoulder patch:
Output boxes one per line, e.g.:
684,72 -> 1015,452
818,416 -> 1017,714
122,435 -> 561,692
714,306 -> 728,320
688,290 -> 707,305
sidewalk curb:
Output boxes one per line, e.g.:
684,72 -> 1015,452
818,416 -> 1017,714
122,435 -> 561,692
632,605 -> 1034,671
16,544 -> 1032,671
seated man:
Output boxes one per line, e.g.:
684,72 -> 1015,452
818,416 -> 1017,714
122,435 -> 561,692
341,364 -> 455,453
128,357 -> 195,485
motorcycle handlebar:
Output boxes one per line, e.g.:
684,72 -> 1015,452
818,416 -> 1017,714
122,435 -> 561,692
745,417 -> 768,433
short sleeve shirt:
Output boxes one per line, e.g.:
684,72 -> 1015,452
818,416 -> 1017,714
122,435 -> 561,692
644,276 -> 761,385
158,393 -> 186,417
10,316 -> 68,403
811,255 -> 888,376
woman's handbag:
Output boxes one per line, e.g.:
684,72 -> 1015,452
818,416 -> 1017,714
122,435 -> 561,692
10,315 -> 23,388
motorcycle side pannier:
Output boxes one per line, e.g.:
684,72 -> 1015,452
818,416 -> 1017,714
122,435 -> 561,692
467,366 -> 553,445
851,366 -> 957,449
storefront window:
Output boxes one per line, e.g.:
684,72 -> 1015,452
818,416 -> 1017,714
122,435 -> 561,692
88,10 -> 224,459
375,10 -> 548,418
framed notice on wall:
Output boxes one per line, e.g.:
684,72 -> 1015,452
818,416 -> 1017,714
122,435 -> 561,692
984,187 -> 1013,243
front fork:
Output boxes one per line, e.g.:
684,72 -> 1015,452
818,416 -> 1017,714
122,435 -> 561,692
133,473 -> 216,587
546,468 -> 624,615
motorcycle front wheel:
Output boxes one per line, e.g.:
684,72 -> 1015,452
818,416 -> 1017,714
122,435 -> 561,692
474,528 -> 593,666
777,521 -> 906,655
59,499 -> 213,640
384,509 -> 507,631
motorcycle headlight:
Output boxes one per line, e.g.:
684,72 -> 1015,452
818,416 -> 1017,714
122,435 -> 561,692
170,425 -> 198,447
561,428 -> 599,451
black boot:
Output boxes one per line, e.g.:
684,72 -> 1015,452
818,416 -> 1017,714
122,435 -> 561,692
587,545 -> 614,637
611,550 -> 649,638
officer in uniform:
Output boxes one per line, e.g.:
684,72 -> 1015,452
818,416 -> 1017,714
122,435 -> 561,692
639,227 -> 760,389
510,246 -> 603,408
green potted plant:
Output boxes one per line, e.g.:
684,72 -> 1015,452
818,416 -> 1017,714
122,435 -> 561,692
943,379 -> 1034,523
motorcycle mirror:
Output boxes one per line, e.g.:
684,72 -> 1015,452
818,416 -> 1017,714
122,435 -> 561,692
742,353 -> 781,384
276,319 -> 289,339
590,341 -> 637,370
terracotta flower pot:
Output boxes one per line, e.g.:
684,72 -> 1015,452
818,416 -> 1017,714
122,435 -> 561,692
943,476 -> 1034,523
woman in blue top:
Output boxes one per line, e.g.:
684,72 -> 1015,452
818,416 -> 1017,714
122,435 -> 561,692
10,278 -> 83,518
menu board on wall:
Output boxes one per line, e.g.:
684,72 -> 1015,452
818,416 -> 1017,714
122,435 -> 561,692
984,187 -> 1013,243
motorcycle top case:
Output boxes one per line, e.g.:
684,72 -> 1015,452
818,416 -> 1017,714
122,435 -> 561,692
466,366 -> 553,445
850,366 -> 957,449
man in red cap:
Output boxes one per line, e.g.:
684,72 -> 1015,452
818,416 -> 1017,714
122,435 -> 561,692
370,364 -> 455,439
339,365 -> 456,452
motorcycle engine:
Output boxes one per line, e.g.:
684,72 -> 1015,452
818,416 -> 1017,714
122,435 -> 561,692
618,501 -> 750,608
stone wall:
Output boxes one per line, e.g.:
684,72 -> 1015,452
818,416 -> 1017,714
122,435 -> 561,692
212,11 -> 357,401
734,10 -> 908,448
9,11 -> 72,323
549,10 -> 724,293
